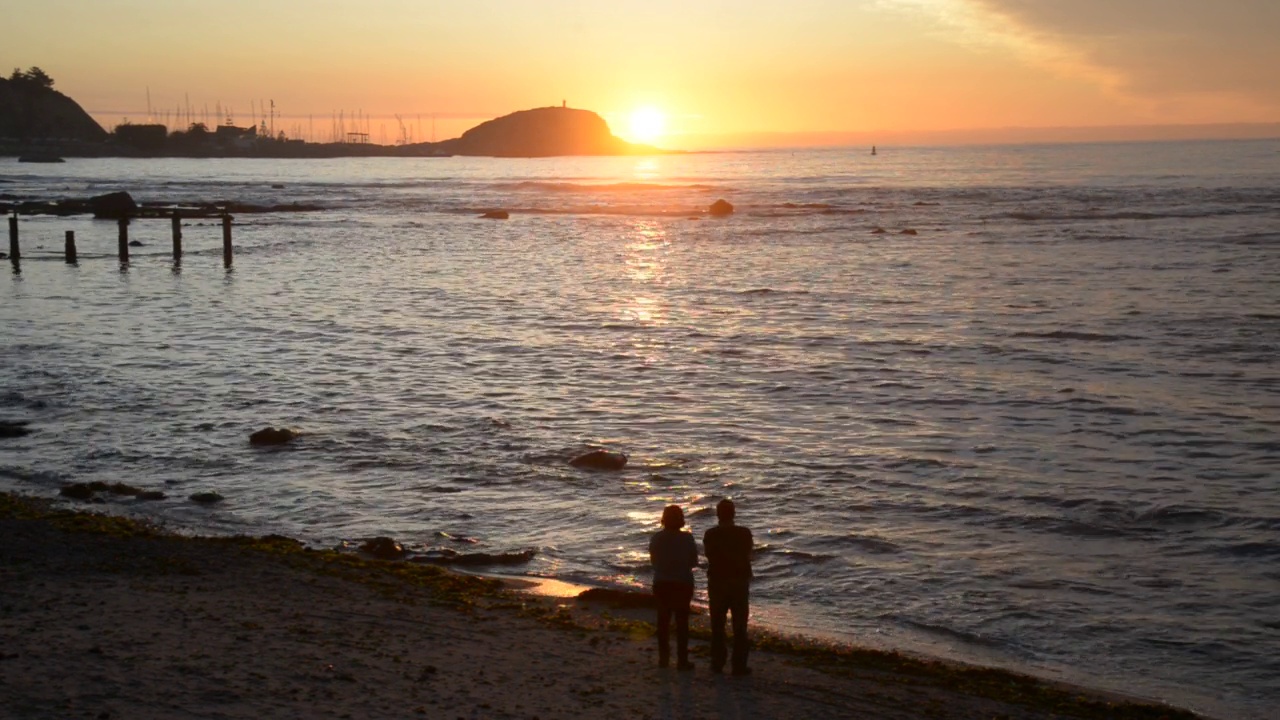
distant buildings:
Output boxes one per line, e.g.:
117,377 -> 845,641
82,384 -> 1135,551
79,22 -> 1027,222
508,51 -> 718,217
214,124 -> 257,150
113,123 -> 167,151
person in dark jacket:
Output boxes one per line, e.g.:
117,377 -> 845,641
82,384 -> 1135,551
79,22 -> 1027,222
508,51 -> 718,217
703,498 -> 754,675
649,504 -> 698,670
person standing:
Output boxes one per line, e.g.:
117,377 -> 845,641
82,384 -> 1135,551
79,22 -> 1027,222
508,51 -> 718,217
649,504 -> 698,670
703,498 -> 754,675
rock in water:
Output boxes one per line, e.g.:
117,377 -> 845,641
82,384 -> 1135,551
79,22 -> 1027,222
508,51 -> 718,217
361,537 -> 405,560
249,427 -> 298,446
59,483 -> 96,500
480,210 -> 509,219
190,491 -> 224,504
89,191 -> 137,219
569,449 -> 628,471
0,421 -> 33,438
709,199 -> 734,217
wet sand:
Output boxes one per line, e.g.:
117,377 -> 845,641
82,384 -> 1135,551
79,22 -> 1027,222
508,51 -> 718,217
0,493 -> 1203,720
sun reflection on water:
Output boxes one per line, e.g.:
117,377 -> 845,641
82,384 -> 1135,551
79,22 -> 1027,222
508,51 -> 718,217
613,219 -> 674,365
623,219 -> 669,284
626,510 -> 657,525
631,156 -> 662,180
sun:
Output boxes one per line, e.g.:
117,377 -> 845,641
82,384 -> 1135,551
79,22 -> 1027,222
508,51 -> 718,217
626,107 -> 667,145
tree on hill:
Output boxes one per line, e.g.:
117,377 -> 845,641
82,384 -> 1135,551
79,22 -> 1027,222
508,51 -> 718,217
0,66 -> 107,141
8,67 -> 54,91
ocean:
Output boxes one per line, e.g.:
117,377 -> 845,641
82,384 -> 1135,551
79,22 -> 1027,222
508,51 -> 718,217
2,140 -> 1277,718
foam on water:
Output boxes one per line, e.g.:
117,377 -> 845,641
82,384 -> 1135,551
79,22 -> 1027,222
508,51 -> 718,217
2,141 -> 1278,718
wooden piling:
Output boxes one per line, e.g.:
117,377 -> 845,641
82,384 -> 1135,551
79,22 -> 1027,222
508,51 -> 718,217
221,213 -> 233,267
65,231 -> 77,263
171,212 -> 183,261
117,217 -> 129,263
7,213 -> 18,262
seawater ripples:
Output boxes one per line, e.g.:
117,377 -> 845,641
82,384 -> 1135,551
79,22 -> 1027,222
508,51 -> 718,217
2,142 -> 1279,719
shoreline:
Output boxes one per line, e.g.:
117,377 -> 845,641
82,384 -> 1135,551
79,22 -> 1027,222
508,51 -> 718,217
0,491 -> 1207,719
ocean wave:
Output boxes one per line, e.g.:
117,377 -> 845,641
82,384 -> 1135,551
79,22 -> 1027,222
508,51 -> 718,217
749,203 -> 867,217
0,390 -> 50,410
997,497 -> 1268,539
0,465 -> 67,484
1050,398 -> 1158,416
1209,541 -> 1280,559
489,180 -> 721,193
1225,232 -> 1280,245
736,288 -> 813,296
1132,504 -> 1230,528
1011,330 -> 1138,342
411,547 -> 537,566
781,202 -> 834,209
755,546 -> 836,564
1000,207 -> 1273,222
894,617 -> 1009,650
882,456 -> 954,470
836,534 -> 902,554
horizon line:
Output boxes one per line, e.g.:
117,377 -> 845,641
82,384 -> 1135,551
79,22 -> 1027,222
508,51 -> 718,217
80,108 -> 1280,150
87,110 -> 1280,136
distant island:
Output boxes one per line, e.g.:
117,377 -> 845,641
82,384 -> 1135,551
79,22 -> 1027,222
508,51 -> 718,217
0,68 -> 662,159
432,106 -> 654,157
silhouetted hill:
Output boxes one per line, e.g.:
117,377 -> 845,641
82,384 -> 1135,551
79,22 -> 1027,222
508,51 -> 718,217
0,76 -> 107,142
0,74 -> 655,158
427,106 -> 656,157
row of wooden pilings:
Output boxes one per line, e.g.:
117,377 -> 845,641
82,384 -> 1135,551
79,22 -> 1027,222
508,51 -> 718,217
7,211 -> 234,267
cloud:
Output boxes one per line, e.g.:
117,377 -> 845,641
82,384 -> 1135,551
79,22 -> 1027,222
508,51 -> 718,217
883,0 -> 1280,112
962,1 -> 1280,105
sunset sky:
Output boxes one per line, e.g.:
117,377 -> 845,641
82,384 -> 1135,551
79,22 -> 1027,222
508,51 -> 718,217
5,0 -> 1278,148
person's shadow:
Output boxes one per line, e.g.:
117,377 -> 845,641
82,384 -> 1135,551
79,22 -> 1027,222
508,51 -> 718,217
713,674 -> 760,720
653,671 -> 761,720
654,670 -> 696,720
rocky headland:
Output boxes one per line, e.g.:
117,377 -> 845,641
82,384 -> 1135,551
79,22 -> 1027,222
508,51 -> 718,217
0,69 -> 107,145
426,106 -> 657,157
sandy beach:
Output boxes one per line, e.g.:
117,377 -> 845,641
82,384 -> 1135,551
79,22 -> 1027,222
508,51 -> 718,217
0,493 -> 1205,720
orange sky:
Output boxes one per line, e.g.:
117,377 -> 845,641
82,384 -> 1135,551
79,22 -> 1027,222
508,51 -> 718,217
5,0 -> 1278,148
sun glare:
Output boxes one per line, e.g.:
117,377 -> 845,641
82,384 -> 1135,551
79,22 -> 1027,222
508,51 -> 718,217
627,107 -> 667,145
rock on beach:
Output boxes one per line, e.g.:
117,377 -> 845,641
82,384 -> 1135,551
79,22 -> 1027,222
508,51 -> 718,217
59,481 -> 151,501
360,537 -> 406,560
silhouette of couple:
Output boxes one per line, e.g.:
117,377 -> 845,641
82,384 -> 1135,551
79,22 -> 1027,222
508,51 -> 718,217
648,499 -> 753,675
